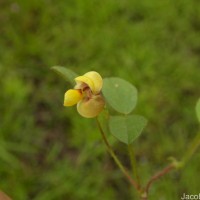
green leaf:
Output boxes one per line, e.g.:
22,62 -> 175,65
196,98 -> 200,122
109,115 -> 147,144
102,77 -> 137,114
51,66 -> 78,85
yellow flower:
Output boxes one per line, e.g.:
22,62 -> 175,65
64,71 -> 105,118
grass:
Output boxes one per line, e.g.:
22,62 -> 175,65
0,0 -> 200,199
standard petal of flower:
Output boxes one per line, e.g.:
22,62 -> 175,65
77,95 -> 105,118
64,89 -> 83,106
75,76 -> 95,92
83,71 -> 103,94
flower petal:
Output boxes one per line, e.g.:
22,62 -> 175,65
64,89 -> 83,106
83,71 -> 103,94
77,95 -> 105,118
75,71 -> 103,94
75,76 -> 95,92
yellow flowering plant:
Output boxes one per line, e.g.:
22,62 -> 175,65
52,66 -> 200,200
64,71 -> 105,118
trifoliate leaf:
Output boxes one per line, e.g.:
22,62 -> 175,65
51,66 -> 78,85
196,98 -> 200,122
102,77 -> 137,114
109,115 -> 147,144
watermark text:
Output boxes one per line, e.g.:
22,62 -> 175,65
181,193 -> 200,200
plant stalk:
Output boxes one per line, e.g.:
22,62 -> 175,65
128,144 -> 140,188
96,117 -> 139,191
181,132 -> 200,166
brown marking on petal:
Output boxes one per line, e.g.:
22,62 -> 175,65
82,86 -> 90,91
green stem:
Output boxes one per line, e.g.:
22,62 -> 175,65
128,144 -> 140,188
182,132 -> 200,166
96,117 -> 139,191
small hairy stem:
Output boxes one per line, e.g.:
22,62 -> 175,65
128,144 -> 141,188
144,163 -> 175,196
96,117 -> 139,191
141,130 -> 200,199
96,114 -> 200,200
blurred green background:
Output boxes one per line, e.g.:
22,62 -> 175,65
0,0 -> 200,199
